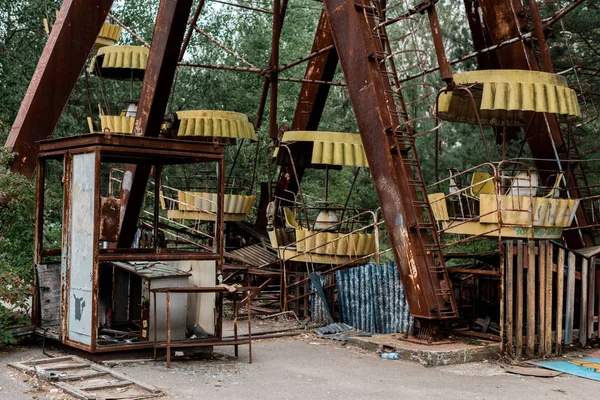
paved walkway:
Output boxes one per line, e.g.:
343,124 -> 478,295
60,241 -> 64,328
1,336 -> 597,399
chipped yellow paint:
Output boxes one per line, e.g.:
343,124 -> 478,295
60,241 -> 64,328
437,69 -> 581,126
428,192 -> 579,238
479,194 -> 579,227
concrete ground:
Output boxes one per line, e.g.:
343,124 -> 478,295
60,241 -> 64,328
0,323 -> 598,400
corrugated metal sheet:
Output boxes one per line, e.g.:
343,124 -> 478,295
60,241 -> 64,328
229,244 -> 278,267
335,262 -> 413,334
310,274 -> 332,324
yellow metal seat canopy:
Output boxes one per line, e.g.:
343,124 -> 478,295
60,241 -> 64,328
275,131 -> 369,168
437,70 -> 582,126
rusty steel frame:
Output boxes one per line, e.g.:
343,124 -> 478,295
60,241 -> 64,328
11,0 -> 592,339
322,0 -> 455,321
5,0 -> 114,177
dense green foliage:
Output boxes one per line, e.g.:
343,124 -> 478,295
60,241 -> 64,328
0,0 -> 599,340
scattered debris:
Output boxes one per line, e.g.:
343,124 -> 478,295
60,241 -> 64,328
503,365 -> 562,377
379,353 -> 399,360
8,355 -> 161,399
532,357 -> 600,381
313,323 -> 371,343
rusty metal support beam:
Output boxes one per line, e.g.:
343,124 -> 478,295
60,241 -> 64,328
256,9 -> 339,228
5,0 -> 114,177
323,0 -> 451,320
467,0 -> 592,248
254,0 -> 288,130
117,0 -> 194,247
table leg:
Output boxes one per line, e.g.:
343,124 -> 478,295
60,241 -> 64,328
247,290 -> 252,364
166,291 -> 171,369
233,294 -> 238,358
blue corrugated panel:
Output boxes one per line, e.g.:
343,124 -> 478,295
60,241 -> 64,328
335,262 -> 413,334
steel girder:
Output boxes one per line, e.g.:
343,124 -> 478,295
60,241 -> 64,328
323,0 -> 455,320
5,0 -> 114,177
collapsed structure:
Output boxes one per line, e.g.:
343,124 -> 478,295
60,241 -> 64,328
4,0 -> 599,360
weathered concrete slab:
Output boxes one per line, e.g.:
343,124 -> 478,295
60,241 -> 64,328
347,334 -> 500,367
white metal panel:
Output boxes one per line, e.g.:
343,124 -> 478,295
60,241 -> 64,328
67,153 -> 96,346
171,260 -> 216,335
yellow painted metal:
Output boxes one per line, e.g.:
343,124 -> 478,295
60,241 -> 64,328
470,171 -> 495,198
267,227 -> 373,264
279,131 -> 369,167
276,248 -> 362,265
162,191 -> 255,221
479,194 -> 579,227
437,70 -> 582,126
295,229 -> 376,257
95,115 -> 135,134
94,23 -> 122,50
428,192 -> 579,239
176,110 -> 256,141
442,221 -> 563,239
89,45 -> 149,78
428,193 -> 449,221
166,210 -> 248,222
283,208 -> 300,229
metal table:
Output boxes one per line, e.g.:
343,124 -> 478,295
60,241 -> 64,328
151,286 -> 253,368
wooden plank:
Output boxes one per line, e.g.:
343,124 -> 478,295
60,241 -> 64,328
506,241 -> 514,358
78,380 -> 133,391
53,382 -> 95,400
36,263 -> 62,328
538,240 -> 546,356
555,248 -> 565,355
588,257 -> 595,339
516,240 -> 524,359
89,364 -> 161,393
544,242 -> 553,356
580,257 -> 588,345
527,240 -> 536,358
565,251 -> 576,345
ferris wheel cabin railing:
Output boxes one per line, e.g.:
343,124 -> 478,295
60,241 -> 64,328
426,161 -> 581,251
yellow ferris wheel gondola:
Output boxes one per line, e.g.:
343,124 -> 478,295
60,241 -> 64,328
269,131 -> 376,265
